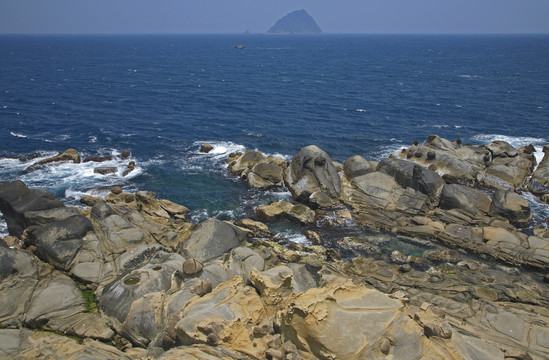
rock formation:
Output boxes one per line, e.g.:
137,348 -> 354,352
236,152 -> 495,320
267,9 -> 321,34
1,135 -> 549,359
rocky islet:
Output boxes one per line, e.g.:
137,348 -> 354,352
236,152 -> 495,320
0,135 -> 549,359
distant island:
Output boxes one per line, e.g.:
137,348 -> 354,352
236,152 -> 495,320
267,9 -> 321,34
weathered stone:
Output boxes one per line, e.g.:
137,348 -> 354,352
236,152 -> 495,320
94,167 -> 117,175
285,145 -> 341,202
200,143 -> 214,153
344,155 -> 373,179
234,218 -> 272,238
182,258 -> 204,275
256,201 -> 293,222
0,181 -> 64,237
23,148 -> 81,174
423,322 -> 452,339
425,249 -> 462,264
490,190 -> 532,227
440,184 -> 491,215
285,204 -> 315,225
181,218 -> 246,262
26,215 -> 93,270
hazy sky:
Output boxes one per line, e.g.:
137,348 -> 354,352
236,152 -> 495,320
1,0 -> 548,34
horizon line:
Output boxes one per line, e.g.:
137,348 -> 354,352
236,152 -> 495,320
1,31 -> 549,36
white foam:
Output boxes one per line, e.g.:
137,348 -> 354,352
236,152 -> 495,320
10,132 -> 28,138
89,136 -> 97,143
275,230 -> 310,245
471,134 -> 547,148
194,141 -> 246,157
374,144 -> 407,161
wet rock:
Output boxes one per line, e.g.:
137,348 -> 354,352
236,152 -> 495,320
181,218 -> 246,262
120,150 -> 131,159
285,145 -> 341,202
23,148 -> 81,174
94,166 -> 117,175
490,190 -> 532,227
309,190 -> 336,208
199,143 -> 214,153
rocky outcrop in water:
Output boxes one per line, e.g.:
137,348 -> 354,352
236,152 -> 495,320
267,9 -> 321,34
1,136 -> 549,359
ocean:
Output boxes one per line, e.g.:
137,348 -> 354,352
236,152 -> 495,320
1,34 -> 549,242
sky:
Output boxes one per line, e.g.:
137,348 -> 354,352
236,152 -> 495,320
1,0 -> 548,34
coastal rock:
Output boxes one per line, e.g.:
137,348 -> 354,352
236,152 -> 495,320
285,145 -> 341,203
181,218 -> 246,262
439,184 -> 491,215
0,329 -> 138,360
267,9 -> 321,34
23,148 -> 81,174
234,218 -> 272,238
0,181 -> 65,237
26,215 -> 93,270
256,201 -> 293,222
248,162 -> 283,189
343,155 -> 373,179
94,167 -> 117,175
529,145 -> 549,195
169,277 -> 276,358
199,143 -> 214,153
281,281 -> 448,360
490,190 -> 532,227
228,150 -> 264,176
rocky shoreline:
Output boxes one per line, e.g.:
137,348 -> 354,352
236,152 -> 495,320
1,135 -> 549,359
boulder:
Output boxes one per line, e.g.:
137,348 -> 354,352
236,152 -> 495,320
343,155 -> 373,179
228,150 -> 264,176
486,140 -> 518,158
529,145 -> 549,195
199,143 -> 214,153
377,158 -> 416,189
439,184 -> 491,215
256,201 -> 293,222
26,215 -> 93,270
23,148 -> 81,173
285,145 -> 341,203
181,218 -> 246,262
490,190 -> 532,227
94,167 -> 117,175
0,181 -> 64,237
285,204 -> 316,225
251,162 -> 283,184
234,219 -> 272,238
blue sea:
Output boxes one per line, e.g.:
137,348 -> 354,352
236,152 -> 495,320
1,34 -> 549,241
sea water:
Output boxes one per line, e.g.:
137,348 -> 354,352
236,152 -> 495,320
1,34 -> 549,242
